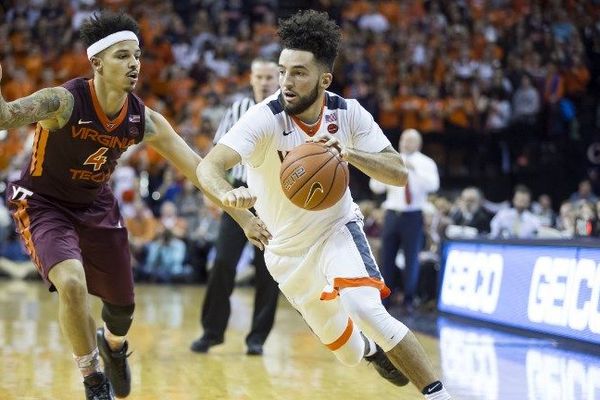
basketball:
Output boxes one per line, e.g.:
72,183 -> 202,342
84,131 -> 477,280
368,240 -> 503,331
280,142 -> 349,211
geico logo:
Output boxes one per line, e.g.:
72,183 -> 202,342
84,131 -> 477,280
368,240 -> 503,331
439,326 -> 499,398
528,257 -> 600,333
440,250 -> 504,314
526,349 -> 600,400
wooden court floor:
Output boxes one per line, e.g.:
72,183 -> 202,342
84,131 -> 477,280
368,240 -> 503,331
4,280 -> 599,400
0,280 -> 436,400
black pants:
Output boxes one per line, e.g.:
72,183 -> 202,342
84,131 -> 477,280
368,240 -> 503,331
200,211 -> 279,346
380,210 -> 424,308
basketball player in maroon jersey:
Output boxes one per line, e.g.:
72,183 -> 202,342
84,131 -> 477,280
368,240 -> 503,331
0,11 -> 264,400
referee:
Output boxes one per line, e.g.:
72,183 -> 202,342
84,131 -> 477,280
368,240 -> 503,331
191,58 -> 280,356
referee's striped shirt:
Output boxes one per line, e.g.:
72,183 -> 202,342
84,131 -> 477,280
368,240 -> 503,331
213,96 -> 255,184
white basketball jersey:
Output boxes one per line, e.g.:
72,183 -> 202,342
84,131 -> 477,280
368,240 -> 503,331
219,91 -> 391,255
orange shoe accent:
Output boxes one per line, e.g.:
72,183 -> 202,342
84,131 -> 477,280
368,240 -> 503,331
325,318 -> 353,351
320,277 -> 391,301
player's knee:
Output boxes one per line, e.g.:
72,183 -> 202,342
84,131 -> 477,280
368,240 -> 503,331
330,330 -> 364,367
102,302 -> 135,336
50,263 -> 87,303
340,287 -> 408,351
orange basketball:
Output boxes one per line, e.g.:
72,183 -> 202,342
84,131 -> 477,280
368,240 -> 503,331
280,142 -> 349,211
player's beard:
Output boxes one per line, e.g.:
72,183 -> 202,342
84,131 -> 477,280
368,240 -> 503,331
283,81 -> 320,116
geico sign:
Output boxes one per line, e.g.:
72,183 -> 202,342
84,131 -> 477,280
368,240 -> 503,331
528,257 -> 600,332
441,250 -> 503,314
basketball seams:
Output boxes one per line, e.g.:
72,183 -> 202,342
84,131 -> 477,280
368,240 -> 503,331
280,145 -> 329,178
286,152 -> 334,199
308,155 -> 343,210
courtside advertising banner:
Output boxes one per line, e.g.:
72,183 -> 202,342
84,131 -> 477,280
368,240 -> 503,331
438,240 -> 600,345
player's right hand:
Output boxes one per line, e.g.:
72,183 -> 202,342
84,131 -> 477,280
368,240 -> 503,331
222,186 -> 256,209
243,216 -> 272,251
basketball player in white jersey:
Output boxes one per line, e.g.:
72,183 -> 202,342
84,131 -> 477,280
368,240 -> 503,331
197,10 -> 451,399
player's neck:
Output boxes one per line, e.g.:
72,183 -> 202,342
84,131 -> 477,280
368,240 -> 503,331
92,79 -> 128,119
293,94 -> 325,125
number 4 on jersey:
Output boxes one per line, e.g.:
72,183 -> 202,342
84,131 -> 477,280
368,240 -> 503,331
84,147 -> 108,171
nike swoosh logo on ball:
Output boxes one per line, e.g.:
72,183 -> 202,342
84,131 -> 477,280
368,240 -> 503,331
304,182 -> 324,208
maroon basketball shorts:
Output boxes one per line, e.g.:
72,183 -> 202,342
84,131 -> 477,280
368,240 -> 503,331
6,183 -> 134,306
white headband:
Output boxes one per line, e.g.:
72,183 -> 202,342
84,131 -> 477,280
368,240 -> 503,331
87,30 -> 139,59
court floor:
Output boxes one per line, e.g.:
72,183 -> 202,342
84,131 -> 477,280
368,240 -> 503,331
0,280 -> 599,400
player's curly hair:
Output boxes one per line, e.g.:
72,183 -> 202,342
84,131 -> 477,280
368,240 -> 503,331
80,11 -> 140,47
278,10 -> 341,71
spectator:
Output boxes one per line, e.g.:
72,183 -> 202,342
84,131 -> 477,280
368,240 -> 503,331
158,200 -> 187,239
448,187 -> 493,236
512,74 -> 541,125
532,194 -> 557,228
490,185 -> 541,238
139,229 -> 188,283
484,89 -> 512,132
556,200 -> 576,237
125,199 -> 159,271
573,201 -> 597,237
569,179 -> 599,204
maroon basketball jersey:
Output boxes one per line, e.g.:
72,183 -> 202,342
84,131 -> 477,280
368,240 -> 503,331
15,78 -> 145,206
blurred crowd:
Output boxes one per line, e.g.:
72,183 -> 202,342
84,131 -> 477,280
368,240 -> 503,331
0,0 -> 599,285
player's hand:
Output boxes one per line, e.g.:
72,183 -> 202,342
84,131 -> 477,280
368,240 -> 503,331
242,216 -> 272,251
308,133 -> 347,159
0,63 -> 3,82
221,186 -> 256,208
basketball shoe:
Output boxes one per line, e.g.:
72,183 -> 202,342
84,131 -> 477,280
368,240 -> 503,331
97,327 -> 131,398
84,372 -> 115,400
365,344 -> 410,386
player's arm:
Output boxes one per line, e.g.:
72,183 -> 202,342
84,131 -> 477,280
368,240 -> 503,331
0,64 -> 73,130
346,145 -> 407,186
142,106 -> 202,188
312,135 -> 408,187
197,143 -> 272,250
311,99 -> 407,186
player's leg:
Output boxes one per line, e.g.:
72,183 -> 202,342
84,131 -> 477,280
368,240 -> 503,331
76,194 -> 135,398
7,189 -> 113,398
330,221 -> 450,399
191,211 -> 248,352
245,246 -> 279,355
340,286 -> 450,398
48,259 -> 99,363
380,210 -> 402,308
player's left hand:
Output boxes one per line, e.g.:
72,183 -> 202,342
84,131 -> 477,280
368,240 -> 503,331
308,133 -> 348,160
242,216 -> 272,251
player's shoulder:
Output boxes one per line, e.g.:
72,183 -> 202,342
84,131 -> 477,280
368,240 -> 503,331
60,77 -> 89,93
257,91 -> 284,116
324,91 -> 350,111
